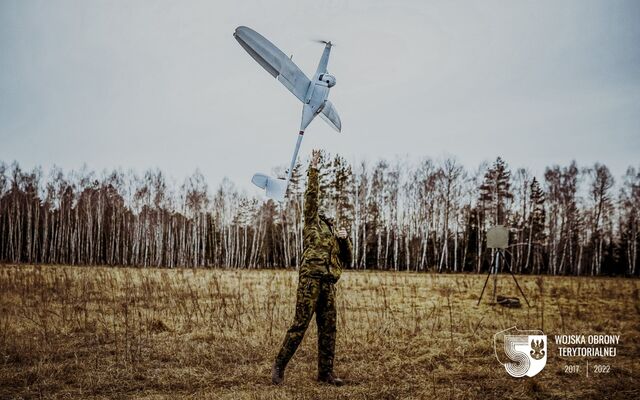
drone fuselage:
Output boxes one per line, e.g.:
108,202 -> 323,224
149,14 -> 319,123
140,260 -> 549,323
301,77 -> 332,131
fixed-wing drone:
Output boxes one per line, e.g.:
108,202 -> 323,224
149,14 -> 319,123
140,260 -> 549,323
233,26 -> 341,201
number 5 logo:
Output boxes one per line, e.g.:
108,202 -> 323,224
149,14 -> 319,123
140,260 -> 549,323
494,327 -> 547,377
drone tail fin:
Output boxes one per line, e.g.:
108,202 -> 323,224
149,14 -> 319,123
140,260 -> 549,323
252,173 -> 287,202
319,100 -> 341,132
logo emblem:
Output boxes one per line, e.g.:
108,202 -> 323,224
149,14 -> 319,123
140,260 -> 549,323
494,327 -> 547,377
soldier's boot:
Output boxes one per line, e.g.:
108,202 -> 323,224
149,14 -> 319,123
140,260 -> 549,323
317,372 -> 345,386
271,362 -> 285,385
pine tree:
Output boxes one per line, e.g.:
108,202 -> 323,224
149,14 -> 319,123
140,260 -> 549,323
526,177 -> 545,273
331,155 -> 355,230
477,157 -> 513,273
479,157 -> 513,227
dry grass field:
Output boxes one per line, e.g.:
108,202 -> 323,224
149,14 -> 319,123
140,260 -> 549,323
0,264 -> 638,399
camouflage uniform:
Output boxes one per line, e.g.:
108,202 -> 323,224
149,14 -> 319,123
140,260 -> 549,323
274,165 -> 352,376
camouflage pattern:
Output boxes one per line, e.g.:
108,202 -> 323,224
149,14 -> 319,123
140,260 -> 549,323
274,164 -> 352,375
300,166 -> 352,282
274,276 -> 337,375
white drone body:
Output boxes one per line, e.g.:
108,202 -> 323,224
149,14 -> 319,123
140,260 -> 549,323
234,26 -> 341,201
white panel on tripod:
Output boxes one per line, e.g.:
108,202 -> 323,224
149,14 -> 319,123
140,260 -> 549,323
487,225 -> 509,249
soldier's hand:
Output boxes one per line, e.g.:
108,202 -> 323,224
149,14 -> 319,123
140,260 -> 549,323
311,150 -> 321,168
337,228 -> 348,239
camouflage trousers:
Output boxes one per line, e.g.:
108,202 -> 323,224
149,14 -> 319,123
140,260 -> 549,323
274,275 -> 337,375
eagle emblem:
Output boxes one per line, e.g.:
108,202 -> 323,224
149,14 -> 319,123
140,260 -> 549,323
530,339 -> 545,360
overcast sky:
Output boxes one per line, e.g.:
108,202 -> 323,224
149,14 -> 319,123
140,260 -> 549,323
1,0 -> 639,195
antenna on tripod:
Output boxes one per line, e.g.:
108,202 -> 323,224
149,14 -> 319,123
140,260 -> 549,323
477,225 -> 531,307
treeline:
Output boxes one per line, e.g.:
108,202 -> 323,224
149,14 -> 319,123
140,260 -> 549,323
0,156 -> 638,275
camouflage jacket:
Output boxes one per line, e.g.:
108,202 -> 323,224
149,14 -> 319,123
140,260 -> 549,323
300,166 -> 352,282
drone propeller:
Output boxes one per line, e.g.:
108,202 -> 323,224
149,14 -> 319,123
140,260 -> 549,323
312,39 -> 333,46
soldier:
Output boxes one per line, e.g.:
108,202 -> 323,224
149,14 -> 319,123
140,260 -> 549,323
271,149 -> 352,386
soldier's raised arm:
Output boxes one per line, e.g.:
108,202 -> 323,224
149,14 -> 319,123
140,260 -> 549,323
304,150 -> 321,226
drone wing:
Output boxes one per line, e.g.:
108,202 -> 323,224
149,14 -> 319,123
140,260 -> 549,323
319,100 -> 341,132
234,26 -> 311,103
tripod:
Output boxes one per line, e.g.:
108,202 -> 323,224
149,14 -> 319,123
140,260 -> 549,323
477,248 -> 530,307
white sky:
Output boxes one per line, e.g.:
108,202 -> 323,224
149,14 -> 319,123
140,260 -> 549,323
1,0 -> 639,195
